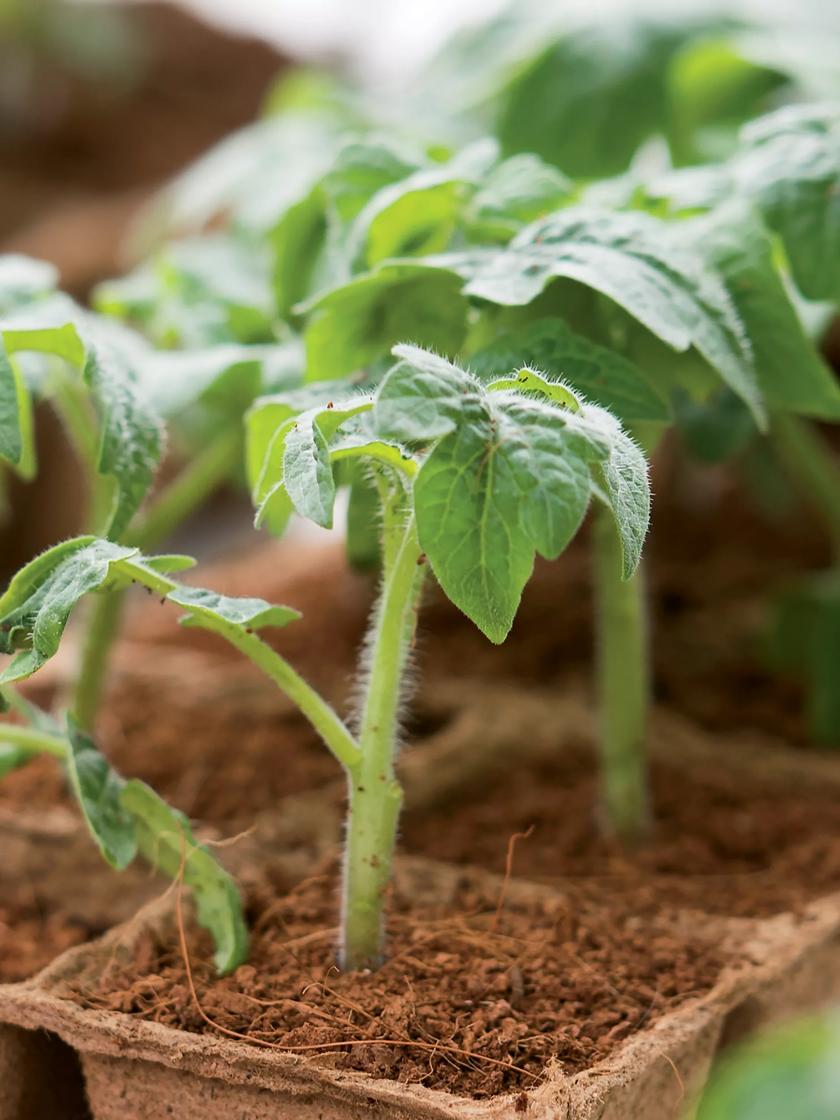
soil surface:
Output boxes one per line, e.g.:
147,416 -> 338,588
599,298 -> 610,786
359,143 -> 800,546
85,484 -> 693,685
67,865 -> 727,1097
401,744 -> 840,919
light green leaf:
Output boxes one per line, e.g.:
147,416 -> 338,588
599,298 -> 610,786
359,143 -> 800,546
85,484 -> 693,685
0,339 -> 35,476
167,585 -> 300,633
470,319 -> 670,422
466,154 -> 573,242
120,778 -> 249,974
299,263 -> 469,380
65,715 -> 137,871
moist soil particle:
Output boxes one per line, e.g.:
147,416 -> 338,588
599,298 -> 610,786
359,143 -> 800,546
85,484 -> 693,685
401,747 -> 840,919
66,868 -> 726,1098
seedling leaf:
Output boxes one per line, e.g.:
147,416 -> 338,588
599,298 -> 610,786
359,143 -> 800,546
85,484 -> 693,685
120,779 -> 249,974
65,715 -> 138,870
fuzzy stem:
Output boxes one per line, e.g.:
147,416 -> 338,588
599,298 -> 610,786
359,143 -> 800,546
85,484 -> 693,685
773,413 -> 840,563
341,507 -> 424,971
593,505 -> 650,845
0,724 -> 66,759
69,429 -> 242,729
71,590 -> 125,730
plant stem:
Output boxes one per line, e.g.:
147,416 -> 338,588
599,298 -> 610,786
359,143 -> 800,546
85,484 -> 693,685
71,589 -> 126,730
70,429 -> 242,729
341,506 -> 424,971
592,504 -> 650,845
773,413 -> 840,563
0,724 -> 66,759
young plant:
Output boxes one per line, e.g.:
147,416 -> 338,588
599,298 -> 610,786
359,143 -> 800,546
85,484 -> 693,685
0,344 -> 650,969
0,258 -> 304,728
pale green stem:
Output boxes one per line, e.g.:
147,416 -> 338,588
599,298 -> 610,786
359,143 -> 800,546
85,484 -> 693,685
341,507 -> 425,971
0,723 -> 66,759
773,413 -> 840,564
593,504 -> 650,845
70,429 -> 243,729
50,374 -> 113,535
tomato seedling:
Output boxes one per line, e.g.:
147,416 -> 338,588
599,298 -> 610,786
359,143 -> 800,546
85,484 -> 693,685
0,344 -> 649,969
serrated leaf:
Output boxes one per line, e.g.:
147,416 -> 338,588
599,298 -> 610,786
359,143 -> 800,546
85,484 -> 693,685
587,408 -> 651,577
299,264 -> 469,380
425,207 -> 763,426
0,538 -> 298,683
120,779 -> 249,974
375,345 -> 479,441
470,319 -> 669,422
65,716 -> 137,870
167,585 -> 300,632
282,400 -> 373,528
735,103 -> 840,302
413,391 -> 598,642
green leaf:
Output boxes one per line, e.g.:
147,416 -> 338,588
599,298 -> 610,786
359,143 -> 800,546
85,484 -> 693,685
698,1007 -> 840,1120
299,263 -> 469,380
140,340 -> 304,420
587,409 -> 651,577
0,743 -> 33,779
65,715 -> 137,871
735,104 -> 840,302
375,344 -> 478,441
120,779 -> 249,974
492,17 -> 691,178
674,203 -> 840,420
167,585 -> 300,633
375,346 -> 645,641
0,538 -> 298,683
466,154 -> 573,242
469,319 -> 670,422
0,338 -> 35,477
425,207 -> 763,426
0,301 -> 164,537
346,468 -> 382,570
282,400 -> 374,528
674,388 -> 757,463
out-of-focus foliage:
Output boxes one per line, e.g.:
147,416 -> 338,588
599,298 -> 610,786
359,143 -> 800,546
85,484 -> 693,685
696,1008 -> 840,1120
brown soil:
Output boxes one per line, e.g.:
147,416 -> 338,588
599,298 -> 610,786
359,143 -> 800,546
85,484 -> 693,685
66,865 -> 727,1098
0,895 -> 102,983
401,744 -> 840,919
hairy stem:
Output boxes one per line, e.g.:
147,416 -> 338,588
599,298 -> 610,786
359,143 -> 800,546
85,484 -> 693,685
773,413 -> 840,563
70,429 -> 242,728
593,505 -> 650,845
341,504 -> 424,971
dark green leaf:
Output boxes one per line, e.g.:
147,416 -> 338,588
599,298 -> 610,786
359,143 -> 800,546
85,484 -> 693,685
469,319 -> 669,422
